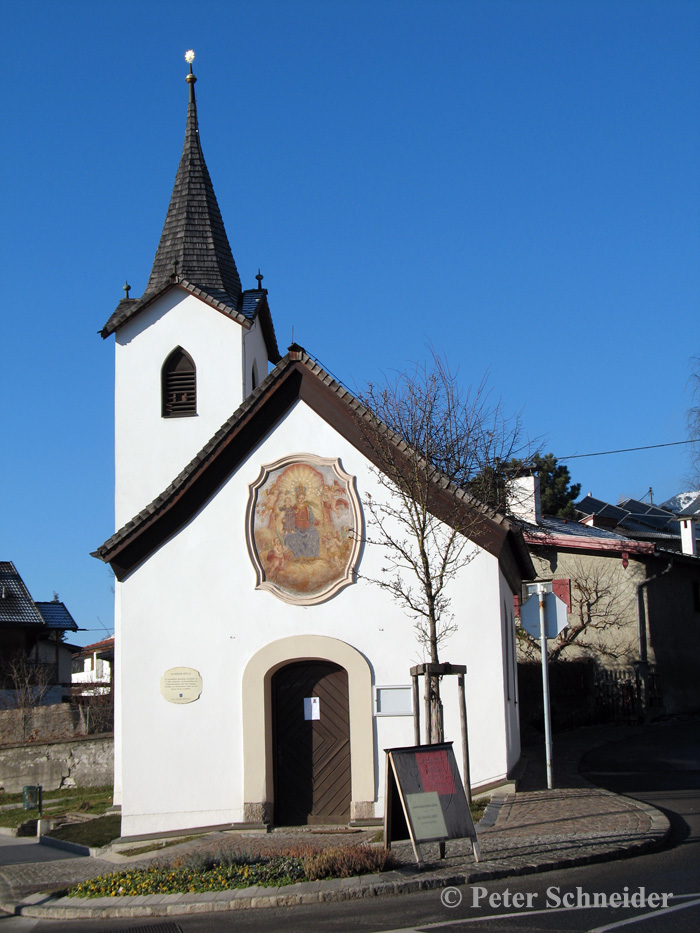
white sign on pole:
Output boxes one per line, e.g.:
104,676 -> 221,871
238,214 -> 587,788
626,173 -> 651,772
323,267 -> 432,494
520,592 -> 568,639
519,585 -> 569,791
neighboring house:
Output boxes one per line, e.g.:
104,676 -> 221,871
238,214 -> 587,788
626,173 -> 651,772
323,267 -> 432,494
72,636 -> 114,696
576,492 -> 700,553
93,60 -> 534,839
0,562 -> 79,707
510,477 -> 700,718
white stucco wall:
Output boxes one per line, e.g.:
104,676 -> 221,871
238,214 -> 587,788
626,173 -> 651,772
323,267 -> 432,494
115,398 -> 520,837
114,290 -> 262,527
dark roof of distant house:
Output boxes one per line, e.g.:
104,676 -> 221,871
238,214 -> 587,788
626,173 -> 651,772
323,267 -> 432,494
537,515 -> 629,541
0,563 -> 79,632
575,496 -> 629,524
519,513 -> 655,557
35,601 -> 79,632
0,562 -> 45,627
93,346 -> 535,590
576,494 -> 697,544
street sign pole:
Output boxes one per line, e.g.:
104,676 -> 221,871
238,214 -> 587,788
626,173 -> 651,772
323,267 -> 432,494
538,585 -> 553,790
520,584 -> 567,792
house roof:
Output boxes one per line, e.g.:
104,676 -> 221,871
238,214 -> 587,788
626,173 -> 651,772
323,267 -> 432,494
35,601 -> 79,632
0,562 -> 45,627
74,635 -> 114,660
576,493 -> 697,545
93,347 -> 535,590
0,563 -> 79,632
99,63 -> 280,363
521,516 -> 655,557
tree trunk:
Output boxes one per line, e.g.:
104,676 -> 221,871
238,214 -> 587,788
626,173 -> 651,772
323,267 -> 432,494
429,674 -> 444,744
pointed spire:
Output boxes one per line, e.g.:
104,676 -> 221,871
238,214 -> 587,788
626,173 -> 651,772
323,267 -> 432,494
144,51 -> 242,305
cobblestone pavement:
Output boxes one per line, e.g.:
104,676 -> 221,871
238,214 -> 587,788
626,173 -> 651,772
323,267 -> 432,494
0,723 -> 672,921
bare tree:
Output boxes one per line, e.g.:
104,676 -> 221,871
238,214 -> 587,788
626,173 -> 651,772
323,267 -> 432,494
517,558 -> 637,663
0,651 -> 54,710
357,351 -> 527,742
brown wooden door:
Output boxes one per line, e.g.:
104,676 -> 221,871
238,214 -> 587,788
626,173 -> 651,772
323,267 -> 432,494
272,661 -> 351,825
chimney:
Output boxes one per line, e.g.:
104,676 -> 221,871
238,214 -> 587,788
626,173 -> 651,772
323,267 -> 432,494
680,517 -> 697,556
508,474 -> 542,526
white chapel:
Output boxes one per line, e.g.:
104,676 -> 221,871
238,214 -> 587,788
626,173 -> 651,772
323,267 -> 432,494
95,55 -> 533,838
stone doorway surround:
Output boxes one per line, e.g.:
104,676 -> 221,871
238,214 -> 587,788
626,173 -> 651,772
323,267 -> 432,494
241,635 -> 375,824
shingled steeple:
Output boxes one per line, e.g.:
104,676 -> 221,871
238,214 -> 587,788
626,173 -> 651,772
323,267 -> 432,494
101,54 -> 279,361
145,55 -> 241,304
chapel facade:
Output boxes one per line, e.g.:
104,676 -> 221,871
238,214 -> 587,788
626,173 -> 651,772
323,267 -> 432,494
95,56 -> 533,838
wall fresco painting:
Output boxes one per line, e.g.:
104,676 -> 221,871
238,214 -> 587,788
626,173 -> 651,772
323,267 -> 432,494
247,456 -> 362,605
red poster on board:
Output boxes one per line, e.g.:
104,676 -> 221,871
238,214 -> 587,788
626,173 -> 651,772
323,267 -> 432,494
417,748 -> 455,795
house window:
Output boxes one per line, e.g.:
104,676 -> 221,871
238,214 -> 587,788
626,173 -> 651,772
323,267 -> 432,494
162,347 -> 196,417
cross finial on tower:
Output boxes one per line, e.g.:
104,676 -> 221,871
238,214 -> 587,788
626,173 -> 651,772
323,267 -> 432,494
185,50 -> 196,103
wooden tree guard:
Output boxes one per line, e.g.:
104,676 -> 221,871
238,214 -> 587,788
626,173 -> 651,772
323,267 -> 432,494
410,662 -> 472,805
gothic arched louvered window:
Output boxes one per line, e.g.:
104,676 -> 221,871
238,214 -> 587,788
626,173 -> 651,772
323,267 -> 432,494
162,347 -> 197,417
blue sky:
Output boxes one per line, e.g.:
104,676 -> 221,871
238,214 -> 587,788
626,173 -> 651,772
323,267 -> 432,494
3,0 -> 699,645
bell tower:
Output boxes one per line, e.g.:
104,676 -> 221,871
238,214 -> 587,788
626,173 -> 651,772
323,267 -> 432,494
101,52 -> 279,528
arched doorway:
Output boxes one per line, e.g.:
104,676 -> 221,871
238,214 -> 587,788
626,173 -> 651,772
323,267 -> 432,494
272,660 -> 351,825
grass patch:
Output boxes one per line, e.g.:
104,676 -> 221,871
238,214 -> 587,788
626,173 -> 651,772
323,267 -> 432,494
0,808 -> 42,829
470,796 -> 490,823
69,843 -> 397,898
47,813 -> 122,849
0,786 -> 113,827
0,791 -> 28,806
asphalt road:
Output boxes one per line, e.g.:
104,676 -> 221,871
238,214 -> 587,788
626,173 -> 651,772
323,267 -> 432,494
1,717 -> 698,932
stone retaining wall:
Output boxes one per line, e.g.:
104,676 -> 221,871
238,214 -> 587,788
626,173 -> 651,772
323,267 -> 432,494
0,705 -> 87,745
0,735 -> 113,794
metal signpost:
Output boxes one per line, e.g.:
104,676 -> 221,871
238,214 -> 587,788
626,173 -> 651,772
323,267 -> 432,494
520,584 -> 568,789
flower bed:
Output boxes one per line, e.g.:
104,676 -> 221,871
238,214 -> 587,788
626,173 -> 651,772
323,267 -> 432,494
69,844 -> 396,898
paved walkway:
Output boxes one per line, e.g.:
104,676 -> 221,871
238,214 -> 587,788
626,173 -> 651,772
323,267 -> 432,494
0,722 -> 671,921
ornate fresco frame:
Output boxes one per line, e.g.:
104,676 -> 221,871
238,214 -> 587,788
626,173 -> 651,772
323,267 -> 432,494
245,454 -> 363,606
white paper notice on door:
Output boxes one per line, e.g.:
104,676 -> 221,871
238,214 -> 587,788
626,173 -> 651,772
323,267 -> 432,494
304,697 -> 320,720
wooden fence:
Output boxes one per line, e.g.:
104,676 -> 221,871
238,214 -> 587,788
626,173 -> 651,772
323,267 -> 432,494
518,660 -> 662,731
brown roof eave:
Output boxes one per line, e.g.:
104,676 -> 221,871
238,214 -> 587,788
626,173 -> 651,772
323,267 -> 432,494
94,361 -> 302,579
101,279 -> 252,339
